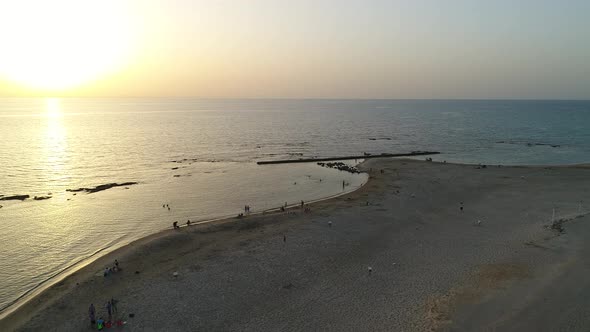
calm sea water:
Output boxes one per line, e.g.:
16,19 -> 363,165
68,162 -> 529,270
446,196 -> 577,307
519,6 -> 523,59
1,98 -> 589,314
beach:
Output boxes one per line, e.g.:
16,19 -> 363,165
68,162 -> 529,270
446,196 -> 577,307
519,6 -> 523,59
2,158 -> 590,331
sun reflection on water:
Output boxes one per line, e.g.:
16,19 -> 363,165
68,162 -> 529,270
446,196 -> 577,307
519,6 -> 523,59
43,98 -> 69,197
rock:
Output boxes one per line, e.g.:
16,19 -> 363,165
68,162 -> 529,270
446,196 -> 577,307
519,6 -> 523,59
33,195 -> 52,200
0,194 -> 30,201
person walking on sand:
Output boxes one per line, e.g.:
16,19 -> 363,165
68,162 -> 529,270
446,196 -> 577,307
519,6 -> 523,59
106,300 -> 113,322
89,303 -> 96,326
111,297 -> 118,313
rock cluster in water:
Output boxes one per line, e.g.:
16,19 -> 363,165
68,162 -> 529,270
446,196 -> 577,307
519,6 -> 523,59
496,141 -> 560,148
317,162 -> 360,174
171,158 -> 199,163
66,182 -> 138,194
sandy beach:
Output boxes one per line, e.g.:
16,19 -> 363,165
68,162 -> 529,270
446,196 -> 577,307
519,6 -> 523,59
2,158 -> 590,331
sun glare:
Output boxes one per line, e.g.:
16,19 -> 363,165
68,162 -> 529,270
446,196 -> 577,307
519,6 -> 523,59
0,0 -> 136,91
45,98 -> 62,118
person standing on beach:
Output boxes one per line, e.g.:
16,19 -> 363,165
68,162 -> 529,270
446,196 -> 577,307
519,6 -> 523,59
342,180 -> 345,190
89,303 -> 96,326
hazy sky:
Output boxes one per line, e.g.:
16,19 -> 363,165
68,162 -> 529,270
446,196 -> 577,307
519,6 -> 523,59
1,0 -> 589,98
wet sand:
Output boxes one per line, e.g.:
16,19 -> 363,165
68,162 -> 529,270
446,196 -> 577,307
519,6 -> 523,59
2,159 -> 590,331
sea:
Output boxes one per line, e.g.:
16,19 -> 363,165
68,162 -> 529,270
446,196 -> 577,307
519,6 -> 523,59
1,98 -> 589,316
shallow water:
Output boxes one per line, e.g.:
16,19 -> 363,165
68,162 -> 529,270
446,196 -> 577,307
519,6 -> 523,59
0,98 -> 589,313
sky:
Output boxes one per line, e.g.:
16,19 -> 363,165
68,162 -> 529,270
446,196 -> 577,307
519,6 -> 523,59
0,0 -> 589,99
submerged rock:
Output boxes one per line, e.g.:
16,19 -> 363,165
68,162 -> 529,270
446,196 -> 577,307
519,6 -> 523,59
34,195 -> 52,200
66,182 -> 138,194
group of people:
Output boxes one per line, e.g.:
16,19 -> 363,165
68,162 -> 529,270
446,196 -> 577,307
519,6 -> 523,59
89,298 -> 121,330
103,259 -> 121,277
172,219 -> 192,229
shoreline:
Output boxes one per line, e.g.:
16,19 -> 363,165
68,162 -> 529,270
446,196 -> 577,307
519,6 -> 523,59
3,158 -> 590,331
0,165 -> 369,322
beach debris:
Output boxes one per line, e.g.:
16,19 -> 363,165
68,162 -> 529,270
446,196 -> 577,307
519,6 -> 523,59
33,195 -> 52,200
173,271 -> 179,277
129,313 -> 135,318
135,271 -> 140,274
411,194 -> 416,198
520,176 -> 525,179
282,283 -> 294,289
474,220 -> 482,226
66,182 -> 138,194
0,194 -> 30,201
368,267 -> 373,274
328,221 -> 332,227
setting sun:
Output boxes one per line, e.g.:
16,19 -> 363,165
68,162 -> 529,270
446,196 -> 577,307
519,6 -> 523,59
0,0 -> 135,91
